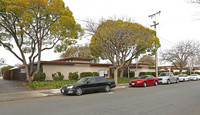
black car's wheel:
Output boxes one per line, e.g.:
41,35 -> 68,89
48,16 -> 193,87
143,82 -> 147,87
167,79 -> 171,84
75,87 -> 83,96
105,85 -> 110,92
154,81 -> 158,86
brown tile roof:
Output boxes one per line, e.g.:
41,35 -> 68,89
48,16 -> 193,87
40,61 -> 112,67
53,57 -> 94,62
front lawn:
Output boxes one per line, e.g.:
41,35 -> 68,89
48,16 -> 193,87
26,80 -> 77,90
26,77 -> 136,90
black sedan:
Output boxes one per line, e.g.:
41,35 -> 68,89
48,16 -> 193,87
60,76 -> 116,96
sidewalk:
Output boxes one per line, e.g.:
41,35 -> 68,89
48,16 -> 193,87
0,83 -> 129,102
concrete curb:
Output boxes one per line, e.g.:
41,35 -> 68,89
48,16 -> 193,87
0,84 -> 130,102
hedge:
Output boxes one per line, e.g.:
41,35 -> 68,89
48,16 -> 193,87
68,72 -> 79,80
26,80 -> 77,90
129,72 -> 135,78
33,72 -> 46,81
92,72 -> 99,76
80,72 -> 93,78
52,72 -> 64,81
139,72 -> 162,77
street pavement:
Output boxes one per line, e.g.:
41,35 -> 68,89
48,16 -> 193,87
0,80 -> 200,115
0,77 -> 128,102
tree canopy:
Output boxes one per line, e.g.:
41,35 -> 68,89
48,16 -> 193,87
88,19 -> 160,84
160,40 -> 200,73
0,0 -> 83,81
61,45 -> 99,62
139,55 -> 155,66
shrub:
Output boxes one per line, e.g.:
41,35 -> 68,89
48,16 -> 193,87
92,72 -> 99,76
1,65 -> 14,76
68,72 -> 79,80
33,72 -> 46,81
129,72 -> 135,78
52,72 -> 64,81
108,77 -> 135,84
182,72 -> 190,75
173,72 -> 180,75
139,72 -> 160,77
194,72 -> 200,75
26,80 -> 77,90
80,72 -> 93,78
139,72 -> 146,76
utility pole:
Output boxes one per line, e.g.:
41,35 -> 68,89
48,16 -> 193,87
149,11 -> 161,77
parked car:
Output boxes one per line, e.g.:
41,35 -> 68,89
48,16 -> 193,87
60,76 -> 116,96
189,74 -> 200,81
129,75 -> 159,87
157,72 -> 179,84
177,74 -> 190,82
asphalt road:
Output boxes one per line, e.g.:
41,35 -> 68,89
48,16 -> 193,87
1,81 -> 200,115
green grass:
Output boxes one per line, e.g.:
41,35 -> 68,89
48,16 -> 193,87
26,80 -> 77,90
26,77 -> 136,90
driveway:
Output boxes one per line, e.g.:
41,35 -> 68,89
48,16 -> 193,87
0,77 -> 29,93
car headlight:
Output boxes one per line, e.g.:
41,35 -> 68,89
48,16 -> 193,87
137,81 -> 142,83
67,86 -> 73,89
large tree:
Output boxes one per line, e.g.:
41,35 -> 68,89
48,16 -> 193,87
0,0 -> 83,81
61,45 -> 99,62
88,19 -> 160,84
160,40 -> 200,73
139,55 -> 155,66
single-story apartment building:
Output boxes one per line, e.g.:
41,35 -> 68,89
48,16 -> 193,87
5,57 -> 200,81
3,57 -> 156,81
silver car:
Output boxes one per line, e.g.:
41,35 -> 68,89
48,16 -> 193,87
189,74 -> 200,81
158,72 -> 179,84
177,74 -> 190,82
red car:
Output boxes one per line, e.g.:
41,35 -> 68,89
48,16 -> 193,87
129,75 -> 158,87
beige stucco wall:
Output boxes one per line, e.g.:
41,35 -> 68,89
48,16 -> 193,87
43,64 -> 109,80
130,67 -> 155,77
173,69 -> 187,72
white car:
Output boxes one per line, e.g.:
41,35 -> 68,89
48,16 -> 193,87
189,74 -> 200,81
158,72 -> 179,84
177,74 -> 190,82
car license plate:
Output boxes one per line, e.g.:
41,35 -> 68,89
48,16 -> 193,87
132,83 -> 135,85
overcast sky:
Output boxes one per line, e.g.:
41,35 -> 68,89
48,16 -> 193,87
0,0 -> 200,66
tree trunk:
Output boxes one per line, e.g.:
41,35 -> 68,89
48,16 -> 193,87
180,67 -> 183,74
114,68 -> 119,85
120,68 -> 124,78
24,65 -> 32,81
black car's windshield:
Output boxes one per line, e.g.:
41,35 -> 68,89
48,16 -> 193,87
137,76 -> 147,79
159,73 -> 169,77
77,78 -> 88,83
